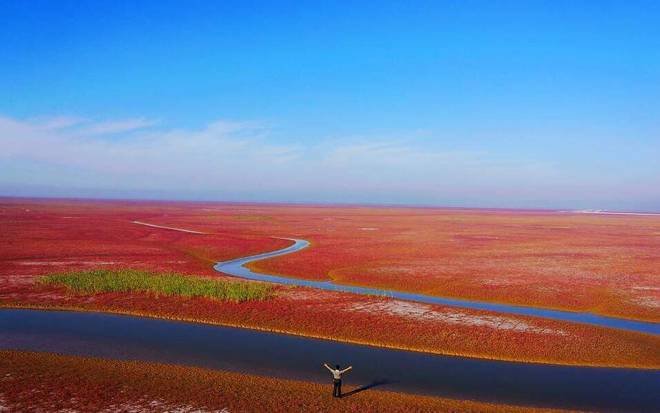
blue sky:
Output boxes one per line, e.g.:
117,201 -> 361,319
1,1 -> 659,210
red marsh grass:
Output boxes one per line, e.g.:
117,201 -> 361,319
1,199 -> 659,369
0,350 -> 573,412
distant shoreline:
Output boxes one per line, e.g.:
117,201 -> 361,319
564,209 -> 660,216
1,195 -> 659,215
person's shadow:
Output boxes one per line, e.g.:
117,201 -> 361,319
341,379 -> 395,398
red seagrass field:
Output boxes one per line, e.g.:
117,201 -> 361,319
0,351 -> 568,413
1,197 -> 659,369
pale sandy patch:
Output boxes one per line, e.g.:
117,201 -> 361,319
30,291 -> 69,300
481,278 -> 522,287
631,296 -> 660,309
360,227 -> 379,231
535,285 -> 564,293
100,399 -> 228,413
349,300 -> 568,335
279,288 -> 342,301
631,286 -> 660,291
132,221 -> 207,234
0,274 -> 38,285
17,261 -> 120,266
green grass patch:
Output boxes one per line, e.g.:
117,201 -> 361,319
40,269 -> 273,302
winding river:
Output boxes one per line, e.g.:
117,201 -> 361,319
3,239 -> 659,411
214,238 -> 660,335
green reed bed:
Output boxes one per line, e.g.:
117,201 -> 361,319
40,269 -> 273,302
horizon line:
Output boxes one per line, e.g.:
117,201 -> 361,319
1,194 -> 659,215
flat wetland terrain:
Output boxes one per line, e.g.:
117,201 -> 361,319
1,198 -> 659,411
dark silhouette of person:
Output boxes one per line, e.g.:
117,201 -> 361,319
324,363 -> 352,397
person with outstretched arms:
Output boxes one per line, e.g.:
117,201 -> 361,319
323,363 -> 353,398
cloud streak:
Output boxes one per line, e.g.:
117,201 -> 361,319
0,114 -> 656,210
75,117 -> 159,135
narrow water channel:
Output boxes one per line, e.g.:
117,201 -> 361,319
1,309 -> 658,412
214,238 -> 660,335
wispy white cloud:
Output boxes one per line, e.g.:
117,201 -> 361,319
3,113 -> 644,208
33,116 -> 87,130
76,117 -> 159,135
20,115 -> 158,136
0,115 -> 301,189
